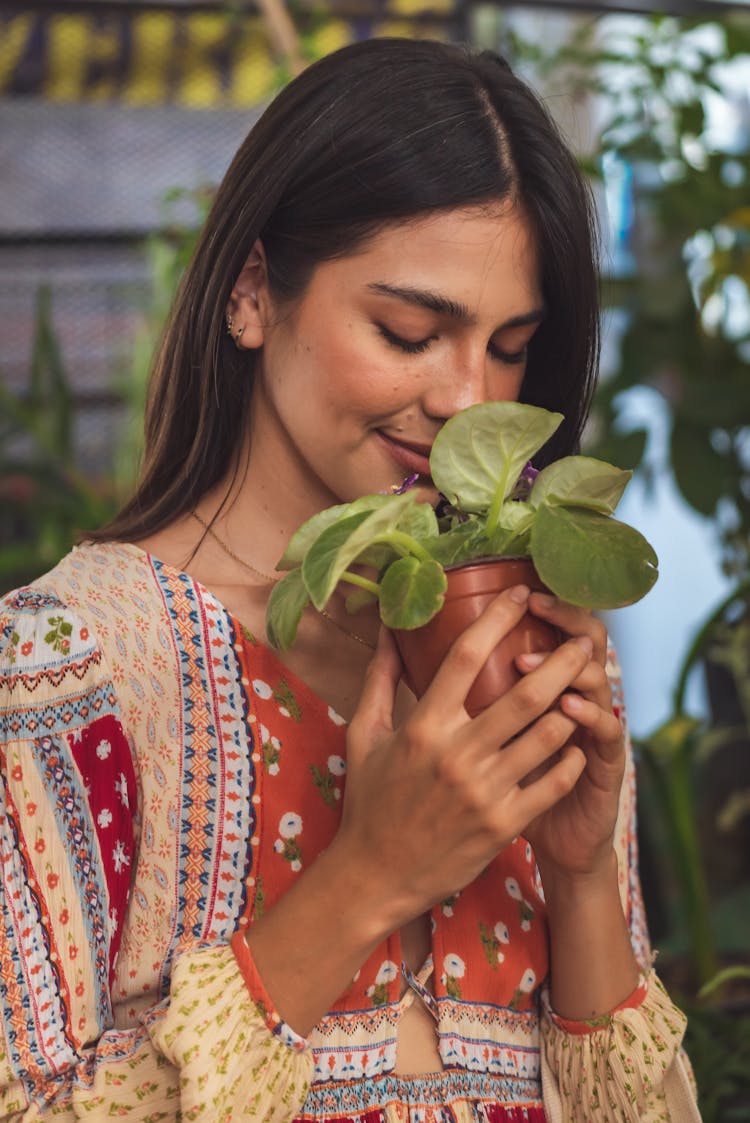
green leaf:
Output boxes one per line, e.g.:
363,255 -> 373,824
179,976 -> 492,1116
530,505 -> 659,609
301,494 -> 414,610
277,494 -> 392,569
265,568 -> 311,652
530,456 -> 632,514
430,402 -> 563,513
378,556 -> 447,630
670,422 -> 728,518
484,501 -> 535,556
395,500 -> 439,540
277,504 -> 350,569
421,520 -> 487,566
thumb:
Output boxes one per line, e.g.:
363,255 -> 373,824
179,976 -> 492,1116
348,626 -> 401,752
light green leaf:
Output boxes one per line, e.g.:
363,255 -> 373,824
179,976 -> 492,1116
265,568 -> 311,651
277,493 -> 392,569
395,500 -> 440,540
530,505 -> 658,609
379,557 -> 447,629
430,402 -> 562,513
302,493 -> 415,609
277,505 -> 350,569
484,501 -> 535,557
530,457 -> 632,514
421,520 -> 487,566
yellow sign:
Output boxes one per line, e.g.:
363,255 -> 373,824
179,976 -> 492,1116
0,9 -> 452,107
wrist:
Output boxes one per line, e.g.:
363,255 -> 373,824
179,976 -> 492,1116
537,846 -> 619,905
316,834 -> 407,945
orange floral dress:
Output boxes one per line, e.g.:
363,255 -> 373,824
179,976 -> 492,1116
0,543 -> 700,1121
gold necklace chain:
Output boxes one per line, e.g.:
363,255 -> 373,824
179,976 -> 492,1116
190,510 -> 376,650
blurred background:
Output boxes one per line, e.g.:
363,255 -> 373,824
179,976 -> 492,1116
0,0 -> 748,1115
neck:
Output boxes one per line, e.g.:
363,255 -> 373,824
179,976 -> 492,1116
200,386 -> 345,575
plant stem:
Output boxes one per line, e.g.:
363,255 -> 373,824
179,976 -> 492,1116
378,530 -> 432,562
486,473 -> 512,537
339,571 -> 381,595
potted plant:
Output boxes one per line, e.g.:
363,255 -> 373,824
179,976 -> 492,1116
266,401 -> 658,712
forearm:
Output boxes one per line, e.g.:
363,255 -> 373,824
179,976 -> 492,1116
245,839 -> 400,1037
540,848 -> 640,1021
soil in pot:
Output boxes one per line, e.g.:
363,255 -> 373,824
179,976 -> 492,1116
393,558 -> 560,717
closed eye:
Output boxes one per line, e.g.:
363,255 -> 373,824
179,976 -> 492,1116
379,324 -> 531,365
376,325 -> 435,354
489,340 -> 529,365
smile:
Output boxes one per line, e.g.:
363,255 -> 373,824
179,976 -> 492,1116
375,431 -> 433,477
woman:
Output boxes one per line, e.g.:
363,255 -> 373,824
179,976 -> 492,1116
0,37 -> 700,1121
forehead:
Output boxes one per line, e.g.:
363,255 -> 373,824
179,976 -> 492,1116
311,204 -> 540,309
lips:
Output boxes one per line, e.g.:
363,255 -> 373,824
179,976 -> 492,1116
376,430 -> 433,477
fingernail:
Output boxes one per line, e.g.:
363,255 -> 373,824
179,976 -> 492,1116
533,593 -> 556,608
520,652 -> 545,668
575,635 -> 594,655
562,693 -> 582,712
509,584 -> 530,604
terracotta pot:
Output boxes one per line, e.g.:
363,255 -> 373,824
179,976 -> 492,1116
392,557 -> 559,717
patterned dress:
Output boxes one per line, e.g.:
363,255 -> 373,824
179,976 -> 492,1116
0,542 -> 701,1122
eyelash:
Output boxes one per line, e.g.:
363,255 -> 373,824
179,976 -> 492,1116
377,325 -> 529,365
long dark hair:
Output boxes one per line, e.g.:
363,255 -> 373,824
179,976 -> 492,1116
97,37 -> 600,543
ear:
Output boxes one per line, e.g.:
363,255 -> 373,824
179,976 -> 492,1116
225,239 -> 271,350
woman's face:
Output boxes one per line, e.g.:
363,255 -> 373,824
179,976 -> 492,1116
249,204 -> 542,511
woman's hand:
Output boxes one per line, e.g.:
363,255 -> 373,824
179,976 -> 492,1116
336,585 -> 595,932
516,591 -> 626,884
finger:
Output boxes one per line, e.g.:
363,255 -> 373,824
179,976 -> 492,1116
494,709 -> 578,787
474,634 -> 594,745
420,585 -> 531,715
349,626 -> 401,743
513,743 -> 587,822
518,654 -> 611,707
528,593 -> 608,663
560,693 -> 623,758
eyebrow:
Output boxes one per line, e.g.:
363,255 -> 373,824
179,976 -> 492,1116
366,282 -> 545,329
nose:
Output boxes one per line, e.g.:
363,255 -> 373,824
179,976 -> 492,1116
420,349 -> 507,421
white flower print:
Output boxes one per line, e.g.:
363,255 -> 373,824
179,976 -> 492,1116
96,739 -> 112,760
327,754 -> 346,776
278,812 -> 302,839
112,840 -> 130,874
97,808 -> 113,829
443,953 -> 465,979
518,968 -> 536,993
252,678 -> 273,700
327,706 -> 346,726
525,841 -> 533,862
260,724 -> 282,775
290,858 -> 302,872
374,960 -> 398,985
115,772 -> 129,808
494,921 -> 510,944
505,877 -> 521,900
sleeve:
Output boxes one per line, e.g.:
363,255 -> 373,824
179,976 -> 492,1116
538,641 -> 702,1122
0,589 -> 313,1121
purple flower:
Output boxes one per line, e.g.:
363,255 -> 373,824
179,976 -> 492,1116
512,461 -> 539,500
380,473 -> 420,496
